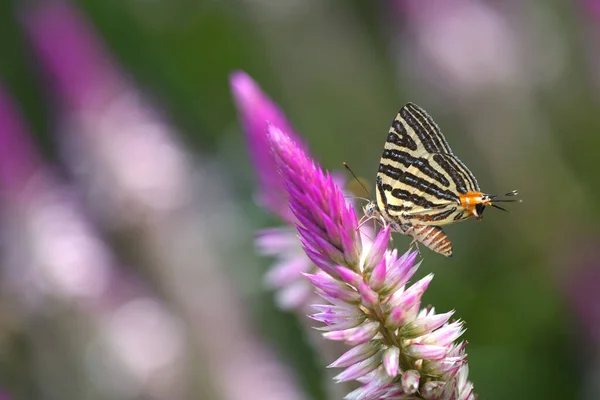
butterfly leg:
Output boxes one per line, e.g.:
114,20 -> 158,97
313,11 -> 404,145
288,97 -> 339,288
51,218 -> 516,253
409,236 -> 421,254
356,214 -> 370,230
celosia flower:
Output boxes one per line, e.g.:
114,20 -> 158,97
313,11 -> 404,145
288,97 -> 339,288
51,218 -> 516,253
257,227 -> 315,309
267,123 -> 475,400
231,71 -> 318,310
230,70 -> 306,222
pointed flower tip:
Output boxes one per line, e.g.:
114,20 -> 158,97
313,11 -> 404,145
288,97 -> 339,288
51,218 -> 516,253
231,71 -> 298,219
422,272 -> 435,284
229,69 -> 251,88
333,357 -> 380,383
265,124 -> 296,166
328,342 -> 379,369
402,309 -> 455,339
406,249 -> 420,264
368,257 -> 387,292
266,123 -> 288,147
229,70 -> 265,109
364,226 -> 391,272
336,266 -> 362,287
358,281 -> 379,308
230,71 -> 297,141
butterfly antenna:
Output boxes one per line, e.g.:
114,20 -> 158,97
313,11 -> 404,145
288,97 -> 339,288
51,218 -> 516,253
491,204 -> 509,212
490,189 -> 522,203
343,162 -> 370,197
346,196 -> 372,202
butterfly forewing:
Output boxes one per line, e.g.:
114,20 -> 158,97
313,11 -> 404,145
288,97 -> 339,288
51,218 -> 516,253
399,153 -> 482,225
399,103 -> 453,155
376,103 -> 480,226
372,102 -> 494,256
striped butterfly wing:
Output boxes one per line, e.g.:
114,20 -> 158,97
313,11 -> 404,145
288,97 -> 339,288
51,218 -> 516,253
400,153 -> 480,225
376,103 -> 480,226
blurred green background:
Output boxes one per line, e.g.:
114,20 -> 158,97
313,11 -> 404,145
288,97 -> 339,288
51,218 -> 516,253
2,0 -> 600,399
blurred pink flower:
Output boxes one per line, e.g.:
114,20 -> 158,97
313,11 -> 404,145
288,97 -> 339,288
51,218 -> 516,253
0,82 -> 111,302
24,1 -> 191,227
0,82 -> 190,399
10,4 -> 309,400
392,0 -> 565,97
584,0 -> 600,21
0,84 -> 42,200
230,70 -> 307,222
395,0 -> 518,94
230,71 -> 320,310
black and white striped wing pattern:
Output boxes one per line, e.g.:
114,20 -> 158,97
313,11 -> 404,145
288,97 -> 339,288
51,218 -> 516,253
376,103 -> 480,226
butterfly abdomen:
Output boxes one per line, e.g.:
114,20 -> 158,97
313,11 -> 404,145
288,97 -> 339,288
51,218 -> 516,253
411,225 -> 453,257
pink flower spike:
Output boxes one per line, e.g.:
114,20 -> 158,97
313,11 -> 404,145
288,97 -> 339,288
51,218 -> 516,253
401,310 -> 455,339
383,346 -> 400,377
24,2 -> 122,110
267,124 -> 362,269
328,342 -> 380,368
405,343 -> 448,360
363,225 -> 390,272
230,71 -> 304,220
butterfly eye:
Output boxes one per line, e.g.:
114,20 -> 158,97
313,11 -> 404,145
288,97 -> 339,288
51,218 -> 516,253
364,202 -> 376,216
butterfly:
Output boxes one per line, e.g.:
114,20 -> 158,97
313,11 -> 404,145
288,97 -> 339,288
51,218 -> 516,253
364,102 -> 519,257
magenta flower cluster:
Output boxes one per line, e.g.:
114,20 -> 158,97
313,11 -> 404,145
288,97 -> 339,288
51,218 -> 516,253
231,71 -> 475,399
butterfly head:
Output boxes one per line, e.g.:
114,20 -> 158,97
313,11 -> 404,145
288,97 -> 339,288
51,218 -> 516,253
460,190 -> 520,221
363,201 -> 379,219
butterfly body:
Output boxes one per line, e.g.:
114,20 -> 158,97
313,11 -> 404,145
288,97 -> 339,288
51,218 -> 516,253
365,103 -> 518,257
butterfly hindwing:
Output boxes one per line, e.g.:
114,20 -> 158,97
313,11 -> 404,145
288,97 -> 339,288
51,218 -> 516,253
376,103 -> 441,216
